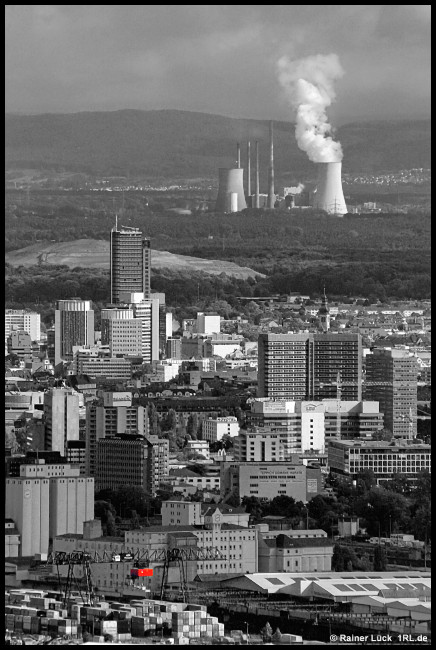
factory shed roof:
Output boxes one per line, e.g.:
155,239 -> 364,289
220,572 -> 431,597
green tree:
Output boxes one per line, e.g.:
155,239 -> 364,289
260,623 -> 273,641
272,628 -> 282,642
374,545 -> 387,571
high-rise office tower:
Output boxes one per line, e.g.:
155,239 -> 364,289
54,299 -> 94,365
85,392 -> 148,477
365,348 -> 417,439
44,388 -> 80,455
258,333 -> 362,401
95,433 -> 168,495
110,225 -> 151,304
101,307 -> 143,356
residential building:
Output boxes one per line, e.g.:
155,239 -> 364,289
161,501 -> 249,528
5,461 -> 94,556
328,440 -> 431,486
110,226 -> 151,303
101,308 -> 143,357
220,461 -> 322,502
197,312 -> 221,335
44,388 -> 80,456
55,299 -> 94,365
66,440 -> 87,475
365,348 -> 417,438
5,519 -> 20,558
258,533 -> 333,572
95,433 -> 168,495
166,337 -> 182,360
258,333 -> 362,401
85,393 -> 147,476
5,309 -> 41,345
7,330 -> 32,361
202,416 -> 239,442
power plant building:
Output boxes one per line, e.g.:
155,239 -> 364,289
215,168 -> 247,213
313,162 -> 348,215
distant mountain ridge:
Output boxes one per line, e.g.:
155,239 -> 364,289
5,109 -> 431,180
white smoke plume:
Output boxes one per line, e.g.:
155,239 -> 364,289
285,183 -> 305,196
277,53 -> 344,162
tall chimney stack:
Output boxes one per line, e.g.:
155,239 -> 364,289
247,141 -> 251,199
255,141 -> 260,208
237,143 -> 241,169
267,121 -> 275,209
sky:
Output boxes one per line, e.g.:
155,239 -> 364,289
5,5 -> 431,124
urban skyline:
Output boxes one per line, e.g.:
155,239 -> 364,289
5,4 -> 431,646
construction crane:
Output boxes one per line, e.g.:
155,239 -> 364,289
45,545 -> 226,606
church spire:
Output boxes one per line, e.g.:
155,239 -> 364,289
318,287 -> 330,332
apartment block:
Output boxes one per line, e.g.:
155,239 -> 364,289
258,333 -> 362,401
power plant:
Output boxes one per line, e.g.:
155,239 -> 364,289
313,162 -> 348,216
215,124 -> 347,215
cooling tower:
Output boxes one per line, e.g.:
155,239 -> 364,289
313,162 -> 348,215
215,168 -> 247,213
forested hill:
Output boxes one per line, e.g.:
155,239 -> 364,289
5,110 -> 431,179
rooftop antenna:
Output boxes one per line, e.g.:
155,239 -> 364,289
247,141 -> 251,198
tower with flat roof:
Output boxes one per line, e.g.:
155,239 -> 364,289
110,224 -> 151,304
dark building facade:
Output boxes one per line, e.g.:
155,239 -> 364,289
110,226 -> 151,304
258,333 -> 362,401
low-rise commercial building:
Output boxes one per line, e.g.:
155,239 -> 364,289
328,440 -> 431,485
220,461 -> 322,502
202,416 -> 239,442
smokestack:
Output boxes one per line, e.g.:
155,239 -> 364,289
237,143 -> 241,169
215,168 -> 247,213
247,141 -> 251,198
313,162 -> 347,215
255,141 -> 260,208
267,121 -> 275,209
